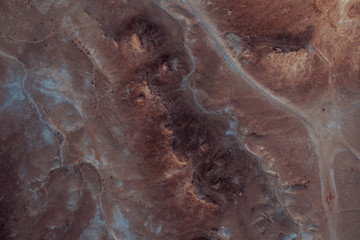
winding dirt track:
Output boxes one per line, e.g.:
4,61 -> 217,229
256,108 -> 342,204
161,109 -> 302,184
175,1 -> 344,239
179,0 -> 316,130
0,50 -> 66,168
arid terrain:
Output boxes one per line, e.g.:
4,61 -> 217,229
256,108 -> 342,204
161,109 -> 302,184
0,0 -> 359,239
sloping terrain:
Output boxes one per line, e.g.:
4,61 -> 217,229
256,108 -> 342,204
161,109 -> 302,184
0,0 -> 359,239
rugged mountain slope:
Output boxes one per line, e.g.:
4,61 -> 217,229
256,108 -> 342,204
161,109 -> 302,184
0,0 -> 359,239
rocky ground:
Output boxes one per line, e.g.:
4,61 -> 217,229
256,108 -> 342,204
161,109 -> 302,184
0,0 -> 359,239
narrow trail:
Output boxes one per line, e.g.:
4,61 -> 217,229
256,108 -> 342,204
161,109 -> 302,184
0,50 -> 66,168
175,1 -> 341,239
5,32 -> 59,45
182,29 -> 246,150
308,45 -> 340,240
311,133 -> 338,240
152,0 -> 302,234
180,0 -> 316,131
340,138 -> 360,161
0,50 -> 107,223
150,0 -> 246,151
155,1 -> 355,238
311,46 -> 336,98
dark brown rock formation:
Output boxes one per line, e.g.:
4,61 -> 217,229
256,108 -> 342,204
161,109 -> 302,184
0,0 -> 359,239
